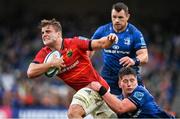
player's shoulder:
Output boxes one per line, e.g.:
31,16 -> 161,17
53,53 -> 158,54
134,86 -> 153,98
64,37 -> 78,44
101,22 -> 112,28
40,46 -> 52,53
135,86 -> 149,92
97,22 -> 112,31
63,37 -> 89,46
129,86 -> 147,102
34,46 -> 52,61
62,38 -> 74,48
133,86 -> 148,95
128,23 -> 142,34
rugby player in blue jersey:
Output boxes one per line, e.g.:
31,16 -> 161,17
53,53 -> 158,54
90,67 -> 175,118
91,2 -> 148,95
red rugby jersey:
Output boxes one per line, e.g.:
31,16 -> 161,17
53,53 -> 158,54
33,37 -> 109,91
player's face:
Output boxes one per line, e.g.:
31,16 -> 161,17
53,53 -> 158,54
119,74 -> 138,96
41,25 -> 59,46
111,9 -> 129,32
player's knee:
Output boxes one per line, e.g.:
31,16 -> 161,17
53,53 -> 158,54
67,104 -> 85,119
67,109 -> 84,118
67,111 -> 76,119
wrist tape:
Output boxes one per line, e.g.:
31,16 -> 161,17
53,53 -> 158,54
133,57 -> 140,66
98,86 -> 107,96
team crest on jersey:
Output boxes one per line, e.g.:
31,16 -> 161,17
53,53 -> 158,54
133,91 -> 144,101
67,49 -> 73,57
124,37 -> 130,45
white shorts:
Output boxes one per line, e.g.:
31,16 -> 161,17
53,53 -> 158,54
70,87 -> 117,118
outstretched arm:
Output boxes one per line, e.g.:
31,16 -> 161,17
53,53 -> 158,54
102,91 -> 137,114
91,33 -> 117,50
90,81 -> 137,114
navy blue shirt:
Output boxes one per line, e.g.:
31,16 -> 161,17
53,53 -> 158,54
117,86 -> 175,118
92,23 -> 147,95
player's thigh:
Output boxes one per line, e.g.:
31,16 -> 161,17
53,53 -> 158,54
70,87 -> 117,118
70,87 -> 103,115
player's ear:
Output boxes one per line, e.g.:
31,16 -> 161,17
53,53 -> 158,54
118,78 -> 122,88
127,13 -> 130,20
57,31 -> 62,37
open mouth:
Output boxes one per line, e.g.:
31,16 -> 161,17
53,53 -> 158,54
43,37 -> 50,41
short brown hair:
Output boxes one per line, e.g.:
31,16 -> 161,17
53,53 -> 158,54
118,67 -> 137,80
39,18 -> 62,32
112,2 -> 129,15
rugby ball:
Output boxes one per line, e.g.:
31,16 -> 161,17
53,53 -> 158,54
44,50 -> 61,77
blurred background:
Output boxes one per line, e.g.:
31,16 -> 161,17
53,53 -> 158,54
0,0 -> 179,118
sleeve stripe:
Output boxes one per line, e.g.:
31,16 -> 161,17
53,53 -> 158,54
88,40 -> 93,51
128,97 -> 139,107
32,61 -> 40,64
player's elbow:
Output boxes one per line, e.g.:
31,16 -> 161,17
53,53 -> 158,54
144,50 -> 149,63
108,103 -> 126,114
27,69 -> 33,79
27,69 -> 36,79
112,102 -> 129,114
144,55 -> 149,64
115,107 -> 126,114
140,54 -> 149,65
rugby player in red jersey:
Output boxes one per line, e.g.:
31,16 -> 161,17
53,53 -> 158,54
27,18 -> 118,118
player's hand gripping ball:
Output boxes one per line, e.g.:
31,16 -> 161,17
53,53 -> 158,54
44,50 -> 61,77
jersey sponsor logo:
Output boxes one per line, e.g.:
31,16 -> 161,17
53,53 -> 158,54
104,49 -> 130,54
59,60 -> 79,73
133,91 -> 144,101
124,37 -> 130,45
112,45 -> 119,50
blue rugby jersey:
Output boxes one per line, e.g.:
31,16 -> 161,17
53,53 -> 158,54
117,86 -> 175,118
92,23 -> 147,95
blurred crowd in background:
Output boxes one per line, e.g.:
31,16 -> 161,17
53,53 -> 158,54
0,11 -> 179,117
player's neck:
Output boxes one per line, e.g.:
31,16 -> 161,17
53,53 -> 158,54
50,38 -> 63,51
122,91 -> 129,98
